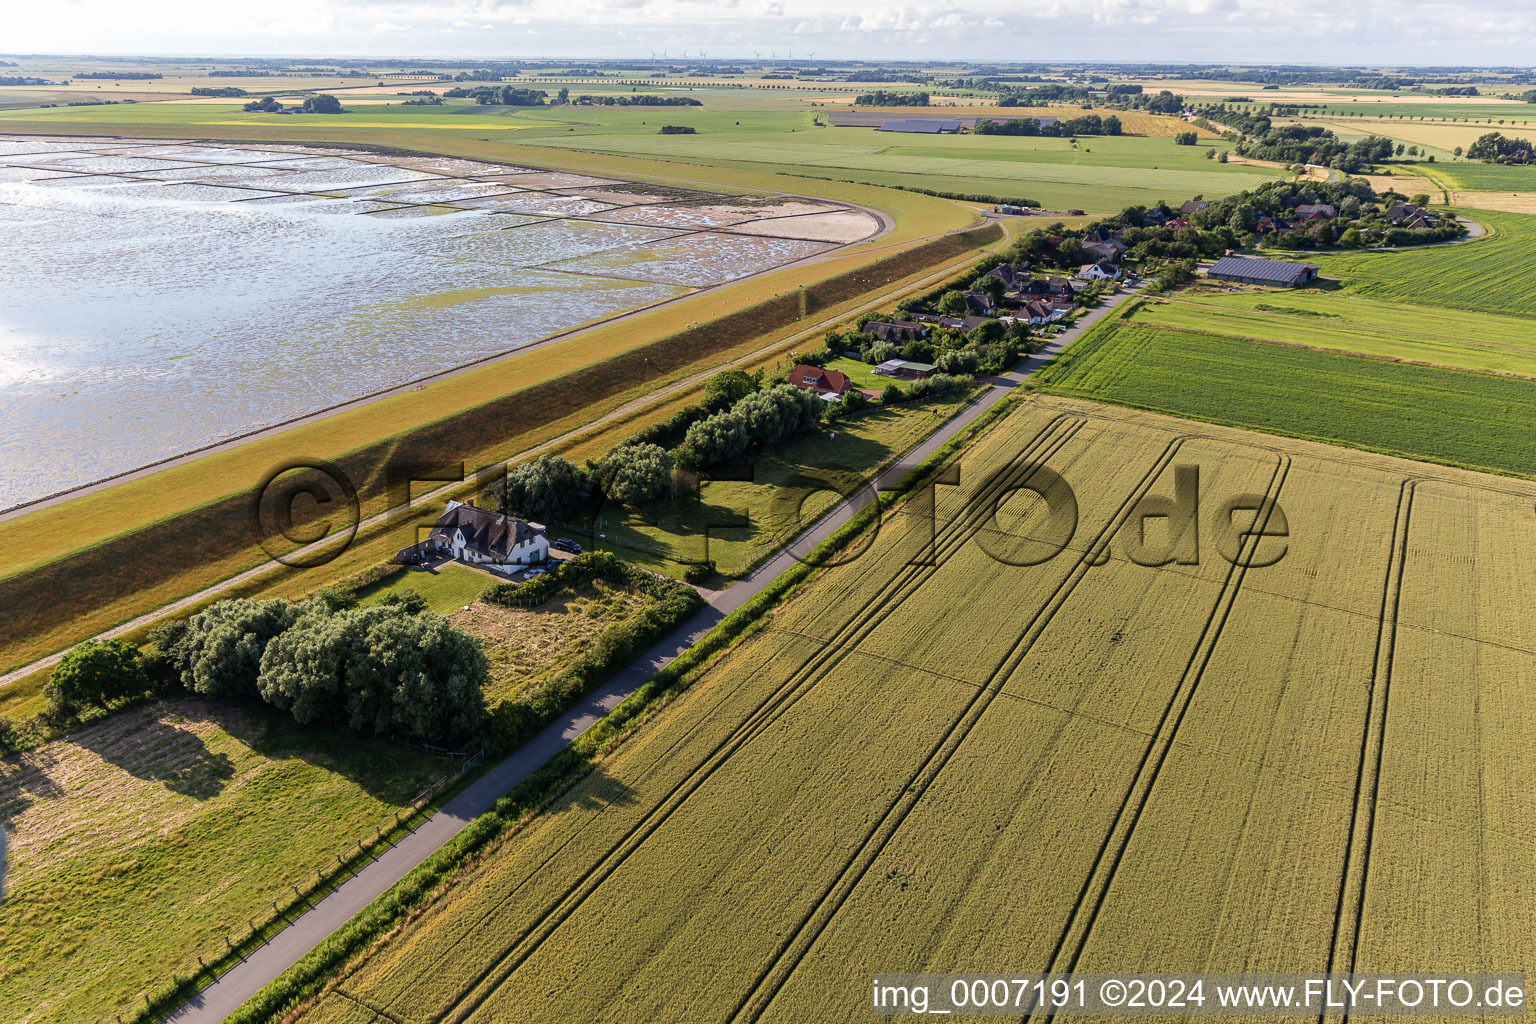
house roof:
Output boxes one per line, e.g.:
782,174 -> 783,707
430,502 -> 545,561
1208,255 -> 1317,284
788,364 -> 852,393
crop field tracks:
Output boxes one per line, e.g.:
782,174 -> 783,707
283,396 -> 1535,1024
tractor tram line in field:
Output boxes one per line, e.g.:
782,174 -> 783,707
1323,479 -> 1417,1018
384,415 -> 1093,1024
728,434 -> 1205,1024
1031,451 -> 1294,1013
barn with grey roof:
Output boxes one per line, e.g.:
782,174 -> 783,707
1206,256 -> 1319,288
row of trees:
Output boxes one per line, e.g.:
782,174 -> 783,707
44,594 -> 487,743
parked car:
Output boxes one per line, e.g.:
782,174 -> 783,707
522,567 -> 547,579
552,538 -> 583,554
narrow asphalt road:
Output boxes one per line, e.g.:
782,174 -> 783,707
161,283 -> 1142,1024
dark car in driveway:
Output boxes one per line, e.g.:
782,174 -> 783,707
552,538 -> 583,554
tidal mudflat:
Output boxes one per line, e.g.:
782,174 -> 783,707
0,136 -> 879,510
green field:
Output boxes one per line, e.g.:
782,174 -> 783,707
272,397 -> 1536,1024
1033,316 -> 1536,477
1305,209 -> 1536,316
0,701 -> 444,1024
1139,289 -> 1536,377
1425,160 -> 1536,192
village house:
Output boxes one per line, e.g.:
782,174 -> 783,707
1046,276 -> 1077,297
1082,239 -> 1123,262
985,262 -> 1029,291
961,290 -> 995,315
1294,203 -> 1337,221
1076,260 -> 1123,282
787,364 -> 853,398
1386,202 -> 1438,229
395,500 -> 549,575
1180,199 -> 1209,216
862,319 -> 927,345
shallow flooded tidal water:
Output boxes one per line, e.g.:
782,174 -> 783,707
0,137 -> 875,509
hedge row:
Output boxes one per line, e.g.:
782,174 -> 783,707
215,388 -> 1023,1024
1,222 -> 1002,664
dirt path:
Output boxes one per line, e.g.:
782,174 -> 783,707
159,280 -> 1145,1024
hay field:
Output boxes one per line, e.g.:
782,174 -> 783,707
271,397 -> 1536,1024
0,701 -> 443,1024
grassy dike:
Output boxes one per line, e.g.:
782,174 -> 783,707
196,392 -> 1027,1024
0,156 -> 997,673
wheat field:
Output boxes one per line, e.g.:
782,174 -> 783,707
281,397 -> 1536,1024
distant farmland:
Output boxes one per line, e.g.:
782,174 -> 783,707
273,399 -> 1536,1024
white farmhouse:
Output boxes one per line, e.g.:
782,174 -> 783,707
421,500 -> 549,575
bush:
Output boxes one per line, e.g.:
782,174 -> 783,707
880,383 -> 905,405
703,369 -> 759,411
682,561 -> 715,584
45,638 -> 149,712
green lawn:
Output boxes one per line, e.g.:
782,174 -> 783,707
1035,316 -> 1536,477
0,701 -> 445,1024
822,356 -> 895,390
1140,289 -> 1536,377
357,560 -> 504,614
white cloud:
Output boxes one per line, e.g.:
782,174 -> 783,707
4,0 -> 1536,60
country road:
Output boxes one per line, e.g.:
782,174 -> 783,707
160,280 -> 1145,1024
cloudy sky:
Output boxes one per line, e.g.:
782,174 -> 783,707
8,0 -> 1534,64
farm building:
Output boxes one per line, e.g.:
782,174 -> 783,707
1207,255 -> 1319,287
394,500 -> 549,575
876,119 -> 964,134
874,359 -> 937,380
787,364 -> 853,397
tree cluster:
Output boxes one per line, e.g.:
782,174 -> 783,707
853,90 -> 931,106
973,114 -> 1123,137
1466,132 -> 1533,164
44,596 -> 488,744
674,384 -> 823,470
444,85 -> 549,105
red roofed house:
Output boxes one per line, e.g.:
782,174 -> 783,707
787,364 -> 853,398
